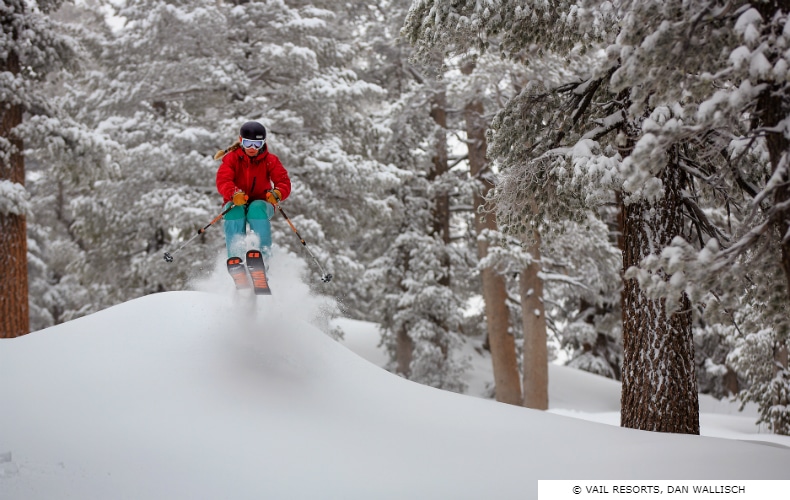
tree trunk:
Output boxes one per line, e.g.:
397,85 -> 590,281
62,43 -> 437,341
521,232 -> 548,409
757,83 -> 790,300
769,342 -> 790,435
0,46 -> 29,338
430,89 -> 451,250
392,220 -> 415,377
395,325 -> 414,377
754,0 -> 790,304
463,68 -> 522,405
620,160 -> 699,434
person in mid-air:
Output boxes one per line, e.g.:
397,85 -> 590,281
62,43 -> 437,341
214,121 -> 291,286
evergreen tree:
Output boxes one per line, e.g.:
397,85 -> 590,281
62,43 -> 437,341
403,0 -> 702,432
728,327 -> 790,435
1,0 -> 97,336
589,0 -> 790,434
30,1 -> 399,323
25,2 -> 106,330
456,57 -> 524,404
219,1 -> 399,308
38,0 -> 232,314
404,0 -> 790,432
359,0 -> 471,391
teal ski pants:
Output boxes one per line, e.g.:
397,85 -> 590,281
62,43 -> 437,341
222,200 -> 275,259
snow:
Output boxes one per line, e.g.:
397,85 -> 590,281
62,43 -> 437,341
0,179 -> 30,216
734,8 -> 763,40
750,51 -> 773,79
1,253 -> 789,499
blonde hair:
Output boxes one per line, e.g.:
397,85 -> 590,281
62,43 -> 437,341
213,139 -> 241,160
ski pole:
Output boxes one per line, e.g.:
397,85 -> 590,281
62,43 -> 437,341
272,200 -> 333,283
163,204 -> 235,263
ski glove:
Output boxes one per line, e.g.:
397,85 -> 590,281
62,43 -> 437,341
265,189 -> 282,205
232,191 -> 249,206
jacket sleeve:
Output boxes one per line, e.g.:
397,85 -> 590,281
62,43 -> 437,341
269,155 -> 292,201
216,154 -> 239,202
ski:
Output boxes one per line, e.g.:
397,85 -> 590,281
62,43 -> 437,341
245,250 -> 272,295
226,256 -> 251,290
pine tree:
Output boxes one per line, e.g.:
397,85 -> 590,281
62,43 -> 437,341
359,0 -> 471,392
403,0 -> 705,432
591,0 -> 790,433
0,11 -> 27,336
619,142 -> 699,433
28,0 -> 403,325
53,0 -> 231,307
728,328 -> 790,435
1,0 -> 82,336
219,1 -> 400,305
459,59 -> 523,405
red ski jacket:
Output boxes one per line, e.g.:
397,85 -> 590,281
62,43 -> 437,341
216,146 -> 291,204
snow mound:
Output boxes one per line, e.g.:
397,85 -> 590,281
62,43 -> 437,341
2,269 -> 790,498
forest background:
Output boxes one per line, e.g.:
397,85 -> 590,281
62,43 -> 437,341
2,0 -> 789,436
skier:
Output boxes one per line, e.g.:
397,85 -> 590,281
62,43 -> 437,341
214,121 -> 291,290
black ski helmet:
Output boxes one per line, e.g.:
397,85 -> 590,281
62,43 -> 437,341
240,121 -> 266,141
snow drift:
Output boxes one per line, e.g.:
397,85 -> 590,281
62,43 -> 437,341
1,254 -> 789,499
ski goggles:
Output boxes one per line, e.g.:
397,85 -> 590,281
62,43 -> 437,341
241,138 -> 265,149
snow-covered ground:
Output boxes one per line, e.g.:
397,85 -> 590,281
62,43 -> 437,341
1,252 -> 789,499
337,313 -> 790,447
